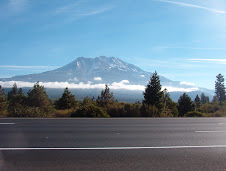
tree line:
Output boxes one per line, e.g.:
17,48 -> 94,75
0,72 -> 225,117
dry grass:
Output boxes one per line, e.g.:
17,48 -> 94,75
54,109 -> 76,117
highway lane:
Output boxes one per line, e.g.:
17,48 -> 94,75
0,118 -> 226,170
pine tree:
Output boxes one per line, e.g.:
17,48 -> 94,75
201,93 -> 209,104
7,83 -> 18,101
18,88 -> 23,95
215,74 -> 225,105
0,85 -> 8,116
194,94 -> 201,110
26,82 -> 54,117
55,87 -> 77,110
162,88 -> 178,117
96,85 -> 114,106
8,90 -> 27,117
178,93 -> 195,117
143,71 -> 163,110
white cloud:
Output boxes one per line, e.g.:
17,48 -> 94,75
68,77 -> 79,82
0,81 -> 34,88
0,65 -> 58,69
156,0 -> 226,14
94,77 -> 102,81
162,86 -> 199,92
0,80 -> 199,93
140,75 -> 145,77
180,81 -> 195,86
120,80 -> 130,84
187,59 -> 226,64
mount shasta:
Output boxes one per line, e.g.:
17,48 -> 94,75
0,56 -> 213,102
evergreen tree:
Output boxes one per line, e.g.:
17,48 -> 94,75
26,82 -> 54,117
143,71 -> 163,110
194,94 -> 201,110
18,88 -> 23,95
0,85 -> 8,116
8,91 -> 27,117
212,95 -> 218,102
7,83 -> 18,101
201,93 -> 209,104
178,93 -> 195,117
55,87 -> 77,110
215,73 -> 225,105
162,89 -> 178,117
96,85 -> 114,106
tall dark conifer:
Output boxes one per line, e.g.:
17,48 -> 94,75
143,71 -> 163,110
55,87 -> 77,109
7,83 -> 18,101
96,85 -> 114,106
215,74 -> 225,105
194,94 -> 201,110
178,93 -> 195,116
0,85 -> 8,115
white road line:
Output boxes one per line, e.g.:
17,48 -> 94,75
195,131 -> 226,133
0,123 -> 15,125
0,145 -> 226,151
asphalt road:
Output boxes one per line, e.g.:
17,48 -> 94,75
0,118 -> 226,170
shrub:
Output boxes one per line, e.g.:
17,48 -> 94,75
54,109 -> 75,117
206,105 -> 226,117
71,104 -> 110,117
140,104 -> 159,117
199,103 -> 220,113
185,111 -> 205,117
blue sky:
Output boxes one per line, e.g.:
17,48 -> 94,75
0,0 -> 226,90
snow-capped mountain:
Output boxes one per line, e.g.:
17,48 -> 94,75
0,56 -> 213,97
0,56 -> 172,85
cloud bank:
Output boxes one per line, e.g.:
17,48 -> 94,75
180,81 -> 195,86
0,80 -> 199,92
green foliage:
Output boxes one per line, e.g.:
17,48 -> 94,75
215,73 -> 225,105
124,103 -> 141,117
105,102 -> 142,117
25,82 -> 54,117
7,83 -> 18,101
194,94 -> 201,110
201,93 -> 209,104
140,104 -> 159,117
199,102 -> 220,114
8,93 -> 27,117
81,96 -> 93,106
71,103 -> 110,117
7,84 -> 28,117
209,105 -> 226,117
143,71 -> 163,111
161,89 -> 178,117
0,85 -> 8,116
178,93 -> 195,117
185,111 -> 205,117
1,75 -> 226,118
54,109 -> 75,117
96,85 -> 114,106
104,103 -> 124,117
55,87 -> 77,110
